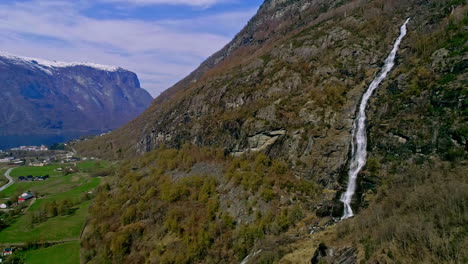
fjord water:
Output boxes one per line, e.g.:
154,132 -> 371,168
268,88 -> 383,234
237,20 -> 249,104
340,18 -> 410,220
0,131 -> 101,149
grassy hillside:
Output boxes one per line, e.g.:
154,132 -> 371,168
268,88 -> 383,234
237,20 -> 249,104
82,145 -> 321,263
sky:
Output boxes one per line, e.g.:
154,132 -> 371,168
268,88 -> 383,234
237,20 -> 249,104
0,0 -> 263,97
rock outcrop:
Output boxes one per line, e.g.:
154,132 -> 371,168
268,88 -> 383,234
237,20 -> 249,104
311,243 -> 357,264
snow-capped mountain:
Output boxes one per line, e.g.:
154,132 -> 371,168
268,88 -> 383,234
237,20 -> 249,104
0,51 -> 153,149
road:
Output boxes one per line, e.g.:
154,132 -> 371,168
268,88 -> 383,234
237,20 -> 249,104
0,168 -> 15,192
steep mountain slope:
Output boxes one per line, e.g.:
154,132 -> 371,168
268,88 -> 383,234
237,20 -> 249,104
78,0 -> 467,263
0,52 -> 152,149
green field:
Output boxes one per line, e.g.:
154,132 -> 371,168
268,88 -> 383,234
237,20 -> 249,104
20,242 -> 80,264
0,176 -> 99,243
0,172 -> 98,198
29,178 -> 100,211
0,201 -> 91,243
9,164 -> 62,178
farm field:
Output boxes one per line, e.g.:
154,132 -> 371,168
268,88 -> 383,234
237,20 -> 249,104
9,164 -> 62,178
13,241 -> 80,264
0,171 -> 98,199
0,200 -> 92,243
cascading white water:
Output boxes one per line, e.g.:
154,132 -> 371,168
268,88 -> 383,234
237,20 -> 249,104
340,18 -> 410,220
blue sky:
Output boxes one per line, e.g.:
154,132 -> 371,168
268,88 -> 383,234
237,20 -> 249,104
0,0 -> 263,96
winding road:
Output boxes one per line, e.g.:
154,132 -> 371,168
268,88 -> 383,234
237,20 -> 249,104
0,168 -> 15,192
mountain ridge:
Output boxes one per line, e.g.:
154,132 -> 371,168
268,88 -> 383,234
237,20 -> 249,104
0,51 -> 152,149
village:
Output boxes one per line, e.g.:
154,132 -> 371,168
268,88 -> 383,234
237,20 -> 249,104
0,143 -> 97,168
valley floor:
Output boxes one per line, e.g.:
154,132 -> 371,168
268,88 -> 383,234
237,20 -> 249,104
0,161 -> 109,263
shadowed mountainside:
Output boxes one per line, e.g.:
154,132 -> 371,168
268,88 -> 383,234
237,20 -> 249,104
0,53 -> 152,149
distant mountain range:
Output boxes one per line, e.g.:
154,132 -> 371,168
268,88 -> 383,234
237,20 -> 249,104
0,52 -> 152,149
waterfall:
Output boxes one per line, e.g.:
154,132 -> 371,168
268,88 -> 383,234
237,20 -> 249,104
340,18 -> 410,220
240,250 -> 262,264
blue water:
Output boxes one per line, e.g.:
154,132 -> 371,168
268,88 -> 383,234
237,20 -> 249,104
0,132 -> 99,150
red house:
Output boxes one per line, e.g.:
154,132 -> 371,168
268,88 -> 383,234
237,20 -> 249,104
18,192 -> 34,203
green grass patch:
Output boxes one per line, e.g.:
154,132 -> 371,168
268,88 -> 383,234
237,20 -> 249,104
10,165 -> 61,178
0,172 -> 95,198
0,201 -> 91,243
29,177 -> 100,212
0,171 -> 100,243
22,242 -> 79,264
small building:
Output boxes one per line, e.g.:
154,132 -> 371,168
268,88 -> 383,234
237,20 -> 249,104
2,248 -> 12,256
8,160 -> 23,166
18,192 -> 34,203
0,203 -> 8,209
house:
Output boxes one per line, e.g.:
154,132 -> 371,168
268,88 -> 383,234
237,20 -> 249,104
2,248 -> 12,256
0,204 -> 8,209
18,192 -> 34,203
18,176 -> 26,181
8,160 -> 23,166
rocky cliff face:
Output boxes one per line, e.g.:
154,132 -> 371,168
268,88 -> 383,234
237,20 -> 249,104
0,52 -> 152,149
78,0 -> 422,186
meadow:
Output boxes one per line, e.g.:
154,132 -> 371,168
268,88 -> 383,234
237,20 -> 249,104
10,241 -> 80,264
9,164 -> 62,178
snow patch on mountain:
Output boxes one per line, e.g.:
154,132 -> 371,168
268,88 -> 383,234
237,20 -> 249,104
0,51 -> 121,73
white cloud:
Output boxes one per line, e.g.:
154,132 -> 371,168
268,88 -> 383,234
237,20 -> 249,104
100,0 -> 231,8
0,0 -> 257,96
